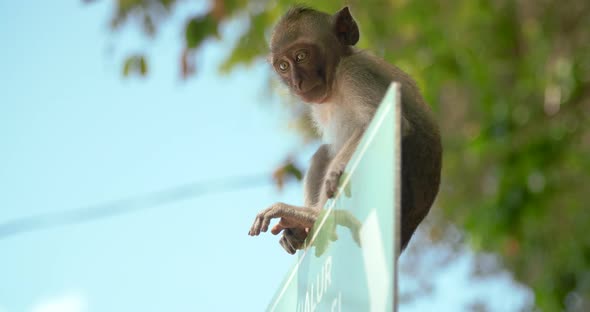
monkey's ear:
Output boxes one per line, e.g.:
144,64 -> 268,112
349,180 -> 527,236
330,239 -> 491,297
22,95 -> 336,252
333,6 -> 359,46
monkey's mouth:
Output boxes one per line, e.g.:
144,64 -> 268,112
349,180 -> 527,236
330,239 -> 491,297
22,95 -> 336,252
301,83 -> 320,94
299,84 -> 327,103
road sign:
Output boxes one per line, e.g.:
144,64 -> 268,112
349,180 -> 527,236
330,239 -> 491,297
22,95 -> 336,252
268,83 -> 401,312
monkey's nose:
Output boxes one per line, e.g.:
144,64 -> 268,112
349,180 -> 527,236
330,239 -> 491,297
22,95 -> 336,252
296,79 -> 303,91
291,70 -> 303,91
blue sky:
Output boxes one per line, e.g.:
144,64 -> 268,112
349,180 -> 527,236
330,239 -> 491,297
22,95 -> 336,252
0,1 -> 304,311
0,1 -> 532,311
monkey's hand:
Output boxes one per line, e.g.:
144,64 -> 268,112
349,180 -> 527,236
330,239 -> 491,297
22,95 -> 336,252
273,209 -> 337,256
248,202 -> 319,237
324,164 -> 346,199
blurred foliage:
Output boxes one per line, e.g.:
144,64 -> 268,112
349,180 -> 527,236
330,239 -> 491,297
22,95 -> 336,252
122,54 -> 148,77
272,160 -> 303,191
94,0 -> 590,310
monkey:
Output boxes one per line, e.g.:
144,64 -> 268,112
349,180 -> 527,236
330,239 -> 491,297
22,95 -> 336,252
248,6 -> 442,254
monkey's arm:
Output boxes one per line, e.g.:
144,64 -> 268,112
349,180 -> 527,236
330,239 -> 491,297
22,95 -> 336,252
303,144 -> 332,207
322,129 -> 364,200
247,126 -> 363,254
249,145 -> 332,254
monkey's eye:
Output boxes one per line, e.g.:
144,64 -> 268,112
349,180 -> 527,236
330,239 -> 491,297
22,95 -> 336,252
295,51 -> 307,62
278,61 -> 289,72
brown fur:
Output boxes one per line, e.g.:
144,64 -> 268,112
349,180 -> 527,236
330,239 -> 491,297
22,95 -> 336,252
249,6 -> 442,253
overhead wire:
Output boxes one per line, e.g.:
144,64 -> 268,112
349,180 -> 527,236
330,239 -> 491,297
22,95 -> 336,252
0,173 -> 280,239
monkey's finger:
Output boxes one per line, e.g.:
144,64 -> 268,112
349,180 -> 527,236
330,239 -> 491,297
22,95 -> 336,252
249,204 -> 284,235
260,216 -> 273,233
280,235 -> 296,255
287,234 -> 305,250
271,218 -> 301,235
260,208 -> 281,233
277,217 -> 300,229
325,171 -> 342,199
249,210 -> 268,236
248,217 -> 260,236
283,232 -> 297,252
326,181 -> 336,198
271,223 -> 285,235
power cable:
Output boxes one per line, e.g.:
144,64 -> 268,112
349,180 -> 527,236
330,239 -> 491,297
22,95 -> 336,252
0,173 -> 276,239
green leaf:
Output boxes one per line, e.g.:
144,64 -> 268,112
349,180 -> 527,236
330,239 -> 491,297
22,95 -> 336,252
122,57 -> 132,77
122,54 -> 148,78
185,14 -> 217,49
139,56 -> 147,75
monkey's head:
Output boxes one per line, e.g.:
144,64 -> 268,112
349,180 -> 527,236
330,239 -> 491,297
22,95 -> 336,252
269,6 -> 359,103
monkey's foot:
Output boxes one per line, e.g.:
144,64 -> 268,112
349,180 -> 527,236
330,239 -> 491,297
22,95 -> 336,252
325,168 -> 344,198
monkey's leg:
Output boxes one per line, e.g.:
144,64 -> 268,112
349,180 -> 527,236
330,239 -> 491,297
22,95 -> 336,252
248,202 -> 319,237
322,129 -> 364,199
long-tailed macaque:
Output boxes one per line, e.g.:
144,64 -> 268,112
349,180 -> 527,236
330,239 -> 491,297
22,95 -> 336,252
248,6 -> 442,254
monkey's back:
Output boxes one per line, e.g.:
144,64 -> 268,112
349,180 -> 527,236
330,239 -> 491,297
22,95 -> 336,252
391,66 -> 442,251
400,117 -> 442,250
356,51 -> 443,250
